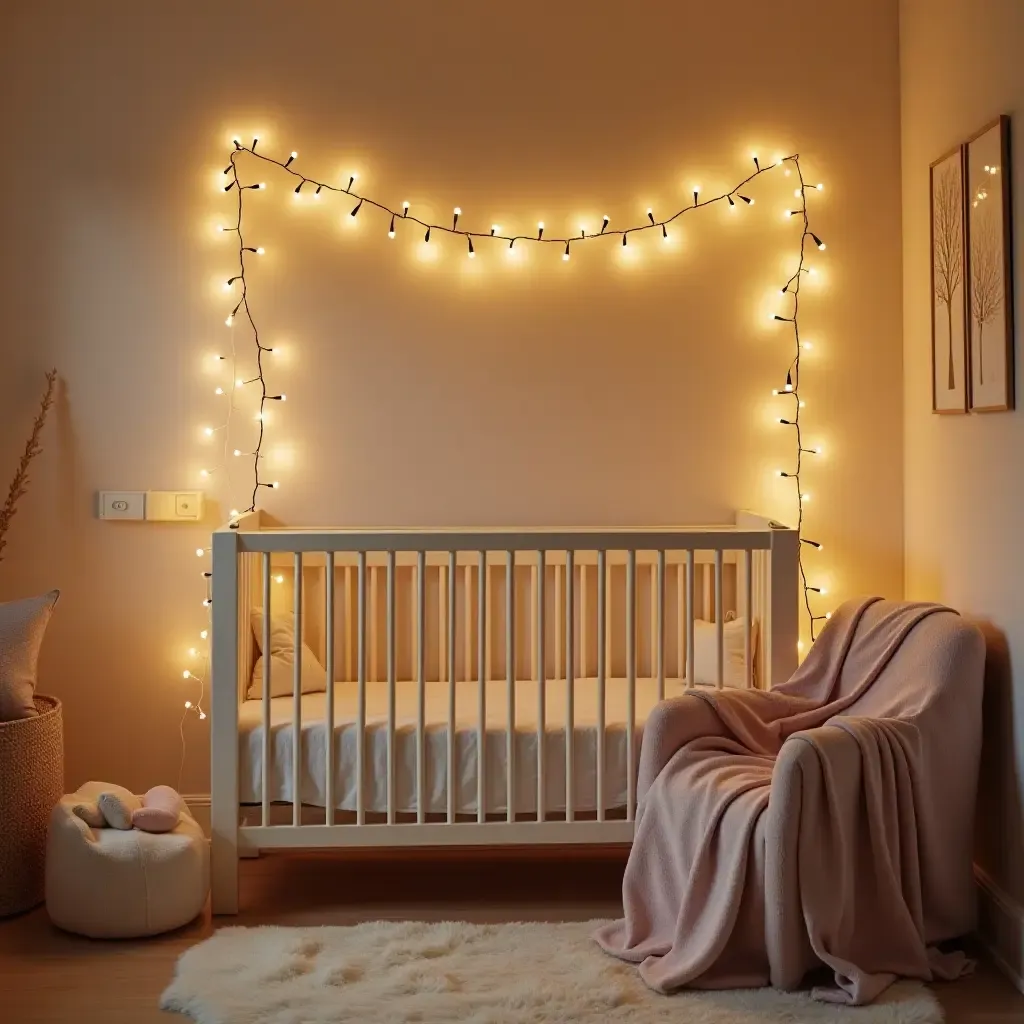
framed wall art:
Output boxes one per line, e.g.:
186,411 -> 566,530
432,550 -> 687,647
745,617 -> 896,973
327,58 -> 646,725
966,114 -> 1013,412
930,144 -> 968,414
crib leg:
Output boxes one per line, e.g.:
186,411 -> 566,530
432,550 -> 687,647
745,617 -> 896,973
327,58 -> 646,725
210,812 -> 240,914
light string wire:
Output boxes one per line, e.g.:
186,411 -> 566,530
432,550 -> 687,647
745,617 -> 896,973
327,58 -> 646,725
185,140 -> 829,738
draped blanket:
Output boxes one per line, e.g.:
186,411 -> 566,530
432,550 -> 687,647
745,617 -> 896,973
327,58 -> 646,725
594,597 -> 985,1004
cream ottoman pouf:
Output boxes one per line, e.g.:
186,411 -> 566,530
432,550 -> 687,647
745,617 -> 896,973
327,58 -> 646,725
45,782 -> 209,938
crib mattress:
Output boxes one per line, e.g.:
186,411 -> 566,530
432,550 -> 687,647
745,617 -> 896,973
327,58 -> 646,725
238,676 -> 690,816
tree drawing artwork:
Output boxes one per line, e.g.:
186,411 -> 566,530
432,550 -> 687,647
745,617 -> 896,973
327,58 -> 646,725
970,205 -> 1002,385
933,164 -> 963,391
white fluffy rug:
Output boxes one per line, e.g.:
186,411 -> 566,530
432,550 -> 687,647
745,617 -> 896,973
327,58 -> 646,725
160,920 -> 943,1024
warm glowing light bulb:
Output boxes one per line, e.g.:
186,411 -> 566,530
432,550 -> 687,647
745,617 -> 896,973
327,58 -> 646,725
825,611 -> 833,620
185,701 -> 192,709
188,648 -> 198,658
196,548 -> 204,557
225,315 -> 233,327
233,449 -> 242,457
271,481 -> 280,488
491,224 -> 500,235
815,183 -> 824,191
200,630 -> 208,640
454,207 -> 461,215
255,247 -> 265,255
801,492 -> 811,501
814,445 -> 824,455
199,712 -> 206,720
274,574 -> 284,584
794,189 -> 802,198
403,201 -> 410,213
802,341 -> 813,350
199,469 -> 210,478
291,151 -> 298,159
203,427 -> 213,437
229,508 -> 240,518
183,670 -> 191,679
797,640 -> 805,653
214,387 -> 224,395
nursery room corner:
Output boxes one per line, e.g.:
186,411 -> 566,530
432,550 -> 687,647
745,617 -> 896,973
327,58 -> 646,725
0,0 -> 1022,1021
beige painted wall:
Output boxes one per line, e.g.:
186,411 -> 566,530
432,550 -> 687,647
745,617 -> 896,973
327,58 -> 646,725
0,2 -> 902,794
900,0 -> 1024,954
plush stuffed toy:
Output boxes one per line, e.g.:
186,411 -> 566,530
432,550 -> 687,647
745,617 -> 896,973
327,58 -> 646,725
71,783 -> 184,834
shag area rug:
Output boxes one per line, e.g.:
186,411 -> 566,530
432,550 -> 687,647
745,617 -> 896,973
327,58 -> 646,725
160,920 -> 944,1024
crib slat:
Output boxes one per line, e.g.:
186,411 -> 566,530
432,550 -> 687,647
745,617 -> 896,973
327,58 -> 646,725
565,549 -> 575,822
580,563 -> 589,679
715,549 -> 724,690
554,564 -> 563,680
530,564 -> 539,681
416,550 -> 427,824
463,563 -> 472,684
605,559 -> 613,680
703,562 -> 712,622
386,550 -> 396,825
370,566 -> 379,683
626,549 -> 636,822
438,560 -> 447,683
686,550 -> 695,686
356,552 -> 367,824
536,550 -> 546,823
743,549 -> 753,689
292,552 -> 303,826
447,552 -> 457,824
261,552 -> 271,827
657,550 -> 666,702
648,562 -> 657,679
596,549 -> 607,822
477,551 -> 487,823
506,551 -> 515,823
676,562 -> 685,678
325,552 -> 336,826
344,566 -> 354,683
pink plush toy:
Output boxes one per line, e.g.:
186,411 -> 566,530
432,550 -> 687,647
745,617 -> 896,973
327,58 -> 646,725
131,785 -> 185,833
72,783 -> 186,833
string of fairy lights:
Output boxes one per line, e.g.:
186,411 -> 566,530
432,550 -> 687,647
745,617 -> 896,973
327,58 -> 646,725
180,137 -> 830,732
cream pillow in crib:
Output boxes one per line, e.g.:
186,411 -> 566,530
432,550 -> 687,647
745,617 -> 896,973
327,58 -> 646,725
247,610 -> 326,700
690,616 -> 759,688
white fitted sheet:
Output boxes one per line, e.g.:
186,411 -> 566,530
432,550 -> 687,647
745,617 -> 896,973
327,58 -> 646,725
238,676 -> 690,816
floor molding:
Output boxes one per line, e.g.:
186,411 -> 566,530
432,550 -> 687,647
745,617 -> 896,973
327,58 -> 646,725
181,793 -> 210,835
975,863 -> 1024,995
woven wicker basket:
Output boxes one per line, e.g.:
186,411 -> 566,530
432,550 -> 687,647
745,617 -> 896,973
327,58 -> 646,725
0,696 -> 63,917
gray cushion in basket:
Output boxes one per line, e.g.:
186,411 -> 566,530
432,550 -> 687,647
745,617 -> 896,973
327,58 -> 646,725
0,591 -> 59,722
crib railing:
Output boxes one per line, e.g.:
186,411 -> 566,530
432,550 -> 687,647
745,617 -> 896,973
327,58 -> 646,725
210,513 -> 799,913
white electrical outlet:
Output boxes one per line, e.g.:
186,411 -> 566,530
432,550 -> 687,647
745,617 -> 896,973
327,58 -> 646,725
146,491 -> 205,521
98,491 -> 145,520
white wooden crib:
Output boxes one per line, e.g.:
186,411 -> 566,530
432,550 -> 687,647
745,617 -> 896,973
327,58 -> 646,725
210,511 -> 799,913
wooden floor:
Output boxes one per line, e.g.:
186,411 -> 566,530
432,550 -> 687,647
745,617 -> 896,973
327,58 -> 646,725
1,850 -> 1022,1022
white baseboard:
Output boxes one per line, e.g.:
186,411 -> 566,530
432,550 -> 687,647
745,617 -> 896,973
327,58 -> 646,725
975,863 -> 1024,995
182,793 -> 211,835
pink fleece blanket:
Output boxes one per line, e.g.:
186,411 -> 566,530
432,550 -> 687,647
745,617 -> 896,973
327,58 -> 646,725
594,597 -> 985,1004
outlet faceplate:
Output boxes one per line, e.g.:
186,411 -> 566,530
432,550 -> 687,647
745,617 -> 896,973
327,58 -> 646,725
98,491 -> 145,519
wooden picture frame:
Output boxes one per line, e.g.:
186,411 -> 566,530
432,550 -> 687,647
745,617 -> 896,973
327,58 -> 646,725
930,144 -> 969,414
966,115 -> 1014,412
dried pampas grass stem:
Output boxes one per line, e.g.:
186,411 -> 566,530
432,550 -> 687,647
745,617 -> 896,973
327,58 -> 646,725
0,368 -> 57,565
